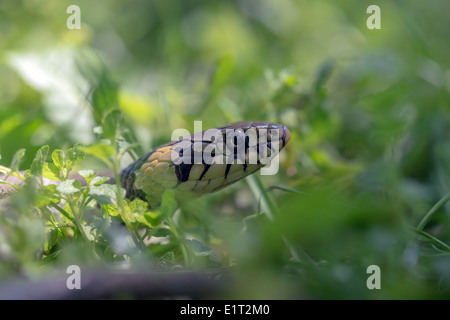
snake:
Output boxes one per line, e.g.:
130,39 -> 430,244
0,121 -> 291,209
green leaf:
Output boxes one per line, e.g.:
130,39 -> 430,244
134,214 -> 153,228
43,163 -> 61,181
415,229 -> 450,253
35,184 -> 61,207
42,184 -> 61,203
127,199 -> 154,228
84,142 -> 114,168
143,210 -> 162,226
78,169 -> 96,181
150,227 -> 171,237
128,198 -> 149,214
104,203 -> 119,216
266,185 -> 308,195
44,228 -> 60,252
66,143 -> 86,171
0,180 -> 20,191
56,179 -> 81,194
102,109 -> 124,140
52,149 -> 65,171
117,139 -> 138,157
91,176 -> 110,186
91,71 -> 119,124
31,145 -> 49,178
89,184 -> 125,205
11,148 -> 26,173
159,189 -> 177,219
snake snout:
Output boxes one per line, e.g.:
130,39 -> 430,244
263,122 -> 291,149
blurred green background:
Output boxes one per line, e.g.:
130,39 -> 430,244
1,0 -> 450,299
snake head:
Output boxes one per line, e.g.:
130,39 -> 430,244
121,121 -> 291,209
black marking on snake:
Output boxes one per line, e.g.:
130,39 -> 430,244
199,164 -> 211,181
244,135 -> 250,152
175,163 -> 193,182
243,135 -> 249,172
281,129 -> 286,147
233,147 -> 239,159
256,129 -> 261,165
186,139 -> 219,144
225,163 -> 232,179
120,151 -> 154,201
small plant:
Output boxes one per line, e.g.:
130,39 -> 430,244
0,132 -> 214,269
